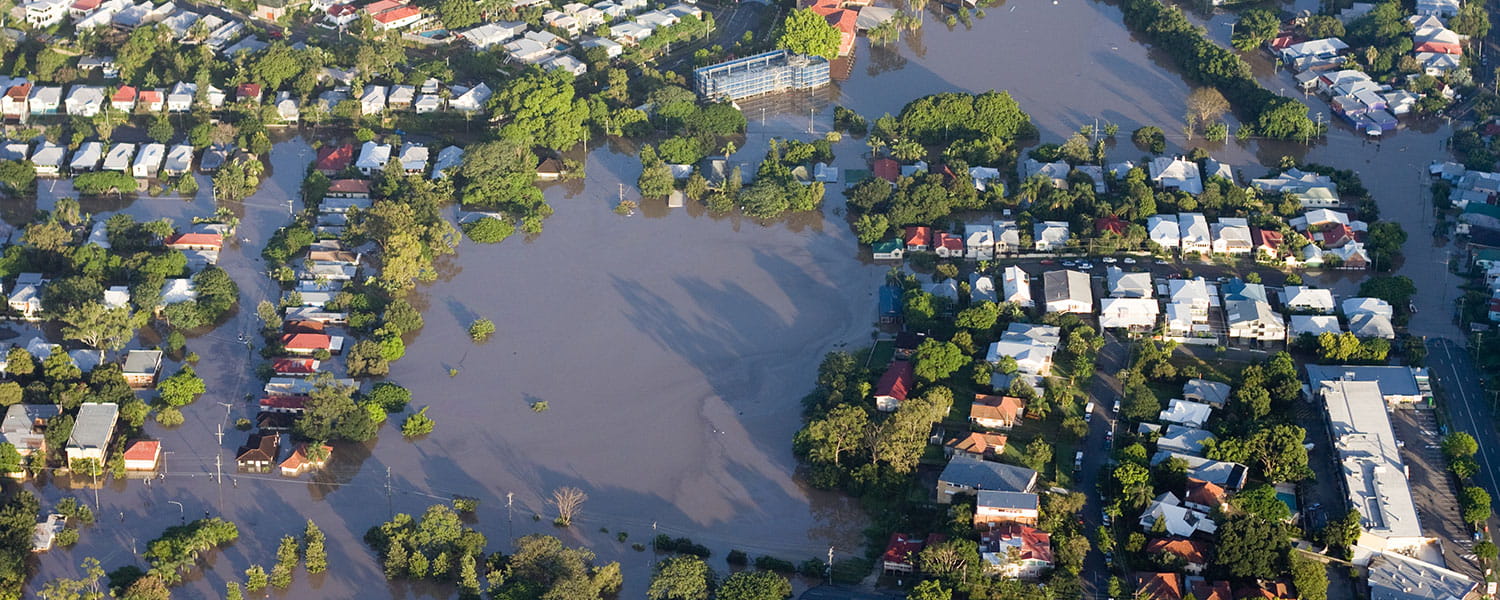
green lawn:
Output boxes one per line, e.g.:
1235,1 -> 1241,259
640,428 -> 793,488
1167,352 -> 1248,383
867,340 -> 896,368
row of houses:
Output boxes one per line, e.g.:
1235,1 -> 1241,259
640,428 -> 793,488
26,0 -> 259,57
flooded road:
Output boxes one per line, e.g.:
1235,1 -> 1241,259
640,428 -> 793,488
22,0 -> 1465,596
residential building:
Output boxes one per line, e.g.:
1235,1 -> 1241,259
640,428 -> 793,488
1146,537 -> 1209,574
162,144 -> 193,176
1349,311 -> 1395,339
9,273 -> 43,318
881,533 -> 940,575
448,83 -> 492,113
237,432 -> 279,472
969,394 -> 1025,429
1001,265 -> 1032,307
1156,424 -> 1215,456
279,442 -> 331,476
122,440 -> 160,471
1033,221 -> 1070,251
102,143 -> 135,172
0,404 -> 59,457
121,350 -> 163,387
1367,551 -> 1477,600
364,0 -> 422,30
355,141 -> 391,176
980,524 -> 1052,579
1135,572 -> 1184,600
1178,213 -> 1211,254
1106,267 -> 1153,298
397,143 -> 428,174
1252,228 -> 1284,258
70,142 -> 103,172
693,51 -> 831,101
986,323 -> 1059,377
1150,156 -> 1204,195
903,226 -> 931,251
66,403 -> 119,464
430,145 -> 464,180
1183,478 -> 1228,513
934,232 -> 963,258
1343,297 -> 1394,319
1042,270 -> 1091,314
1099,298 -> 1159,330
280,333 -> 343,355
973,491 -> 1039,528
28,86 -> 62,115
1211,217 -> 1252,254
1182,379 -> 1231,408
1139,492 -> 1218,537
1226,300 -> 1286,342
1319,378 -> 1426,552
970,274 -> 997,303
1148,214 -> 1180,249
1282,286 -> 1336,313
1252,169 -> 1340,208
462,21 -> 526,49
944,431 -> 1007,459
873,361 -> 913,412
131,142 -> 165,178
1291,314 -> 1343,339
965,223 -> 995,260
32,142 -> 65,176
1160,398 -> 1214,428
1021,158 -> 1069,188
994,219 -> 1020,253
936,456 -> 1037,503
871,239 -> 903,260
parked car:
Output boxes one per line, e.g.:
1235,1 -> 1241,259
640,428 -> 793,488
1123,257 -> 1137,264
1102,257 -> 1117,263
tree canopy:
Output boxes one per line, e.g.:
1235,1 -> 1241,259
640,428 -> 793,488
775,9 -> 843,60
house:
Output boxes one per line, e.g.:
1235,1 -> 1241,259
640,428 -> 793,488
536,156 -> 565,181
986,324 -> 1059,377
279,442 -> 331,476
122,440 -> 161,471
1290,314 -> 1343,339
70,142 -> 103,172
327,178 -> 372,197
1107,267 -> 1153,298
1149,156 -> 1204,195
110,85 -> 137,111
1178,213 -> 1211,254
355,141 -> 392,176
199,144 -> 229,172
387,85 -> 414,109
974,491 -> 1039,528
1159,398 -> 1214,428
1139,493 -> 1217,537
1182,379 -> 1231,409
1416,0 -> 1460,16
1,83 -> 30,120
32,514 -> 66,551
1042,270 -> 1091,314
1211,218 -> 1253,254
324,2 -> 358,26
137,89 -> 163,112
926,280 -> 958,302
1153,451 -> 1249,491
280,333 -> 343,355
1095,215 -> 1129,237
1156,424 -> 1216,456
66,403 -> 119,465
980,523 -> 1052,579
28,86 -> 62,115
274,94 -> 300,124
872,158 -> 899,183
1251,228 -> 1284,257
1021,158 -> 1070,188
397,143 -> 428,174
1282,286 -> 1335,313
873,361 -> 913,412
159,144 -> 193,176
1330,241 -> 1370,269
1226,300 -> 1286,342
236,83 -> 263,104
994,220 -> 1020,253
1001,266 -> 1032,307
8,273 -> 43,318
1252,169 -> 1340,208
0,404 -> 59,457
131,142 -> 165,178
1349,312 -> 1395,339
315,144 -> 354,175
260,395 -> 310,413
944,431 -> 1008,459
937,455 -> 1037,503
430,146 -> 464,180
165,82 -> 195,112
1148,214 -> 1180,249
871,239 -> 904,260
359,85 -> 388,115
102,143 -> 135,172
934,232 -> 963,258
462,21 -> 525,49
970,274 -> 997,304
1343,297 -> 1394,319
1033,221 -> 1070,251
121,350 -> 163,387
1183,478 -> 1228,513
272,358 -> 319,376
970,394 -> 1025,429
881,533 -> 937,575
1135,572 -> 1183,600
237,432 -> 279,472
1099,297 -> 1159,330
366,0 -> 422,30
1146,537 -> 1209,574
24,0 -> 69,27
964,223 -> 995,261
904,226 -> 932,252
1411,15 -> 1465,55
64,86 -> 107,117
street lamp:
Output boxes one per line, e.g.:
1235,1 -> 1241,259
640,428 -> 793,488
167,501 -> 185,524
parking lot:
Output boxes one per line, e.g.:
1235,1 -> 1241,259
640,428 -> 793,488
1390,407 -> 1483,578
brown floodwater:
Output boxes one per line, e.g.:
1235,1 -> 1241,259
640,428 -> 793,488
22,0 -> 1462,597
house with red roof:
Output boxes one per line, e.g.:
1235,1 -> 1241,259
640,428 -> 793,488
1250,228 -> 1283,258
969,394 -> 1025,429
1315,222 -> 1358,248
873,158 -> 900,183
1095,215 -> 1129,236
364,0 -> 423,31
327,178 -> 371,197
1184,478 -> 1228,513
874,361 -> 913,412
137,89 -> 164,112
904,226 -> 932,252
69,0 -> 101,17
1135,572 -> 1184,600
1191,580 -> 1234,600
944,431 -> 1007,459
934,232 -> 964,258
881,533 -> 944,575
164,232 -> 223,251
283,320 -> 327,334
316,144 -> 355,175
2,83 -> 31,121
236,83 -> 263,104
806,0 -> 857,56
279,442 -> 332,476
980,523 -> 1052,579
280,333 -> 343,355
271,358 -> 319,376
259,396 -> 310,413
122,440 -> 160,471
110,86 -> 137,112
1235,582 -> 1295,600
1147,537 -> 1210,573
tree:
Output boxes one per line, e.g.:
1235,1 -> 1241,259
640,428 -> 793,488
347,339 -> 390,377
490,70 -> 590,151
913,339 -> 965,382
550,486 -> 587,526
1444,432 -> 1480,459
438,0 -> 481,28
917,538 -> 980,588
795,403 -> 868,466
39,558 -> 106,600
245,565 -> 267,592
1248,424 -> 1311,483
461,217 -> 514,243
775,8 -> 843,60
955,301 -> 1000,330
304,521 -> 327,574
1215,515 -> 1288,579
468,318 -> 495,342
225,581 -> 243,600
1231,484 -> 1292,522
0,160 -> 35,193
1365,221 -> 1406,270
716,571 -> 791,600
270,535 -> 298,588
648,555 -> 713,600
1232,9 -> 1280,50
637,145 -> 675,199
1023,438 -> 1053,472
1450,0 -> 1490,38
740,181 -> 792,219
1187,87 -> 1230,127
1462,486 -> 1492,526
1132,126 -> 1166,153
147,113 -> 175,145
401,407 -> 435,438
60,302 -> 135,351
1289,551 -> 1329,600
157,366 -> 206,407
908,580 -> 951,600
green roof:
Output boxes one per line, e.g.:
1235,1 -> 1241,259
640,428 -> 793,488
844,169 -> 870,186
1477,248 -> 1500,262
1466,202 -> 1500,220
872,239 -> 901,253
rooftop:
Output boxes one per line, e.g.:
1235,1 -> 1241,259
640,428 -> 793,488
1320,379 -> 1424,543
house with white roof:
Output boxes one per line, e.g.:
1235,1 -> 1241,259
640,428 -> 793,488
70,142 -> 103,172
1350,312 -> 1396,339
430,146 -> 463,180
1178,213 -> 1211,254
1415,0 -> 1459,17
162,145 -> 193,175
1279,37 -> 1350,62
1210,217 -> 1252,254
993,220 -> 1019,253
28,86 -> 62,115
25,0 -> 68,27
1042,270 -> 1091,314
1147,214 -> 1179,249
414,94 -> 443,113
102,143 -> 135,171
987,323 -> 1059,377
1289,314 -> 1343,339
1159,398 -> 1214,428
1343,297 -> 1394,319
1252,169 -> 1340,208
166,82 -> 195,112
581,36 -> 625,58
542,54 -> 587,76
448,83 -> 491,113
462,21 -> 525,50
31,143 -> 65,176
1099,298 -> 1159,331
1033,221 -> 1069,251
355,141 -> 391,176
970,273 -> 997,304
1149,156 -> 1203,195
1282,286 -> 1335,313
1139,492 -> 1217,537
397,143 -> 428,174
1001,265 -> 1032,308
965,223 -> 994,261
359,85 -> 387,115
1106,267 -> 1152,298
64,86 -> 107,117
130,142 -> 164,178
1225,300 -> 1286,342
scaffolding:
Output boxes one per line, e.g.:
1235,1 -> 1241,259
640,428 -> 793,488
694,50 -> 831,101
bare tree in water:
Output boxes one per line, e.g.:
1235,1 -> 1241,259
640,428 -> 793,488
551,487 -> 588,527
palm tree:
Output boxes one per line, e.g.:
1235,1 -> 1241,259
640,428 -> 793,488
721,140 -> 736,159
909,0 -> 928,21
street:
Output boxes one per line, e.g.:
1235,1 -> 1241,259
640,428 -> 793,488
1428,338 -> 1500,517
1079,337 -> 1127,600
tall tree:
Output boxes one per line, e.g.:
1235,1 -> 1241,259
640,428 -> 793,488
647,556 -> 713,600
775,9 -> 842,60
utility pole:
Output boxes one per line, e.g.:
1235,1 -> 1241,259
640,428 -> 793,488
215,452 -> 223,515
826,546 -> 834,584
808,108 -> 814,135
506,492 -> 514,547
385,467 -> 393,518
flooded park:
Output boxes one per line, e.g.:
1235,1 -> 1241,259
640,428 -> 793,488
16,0 -> 1467,597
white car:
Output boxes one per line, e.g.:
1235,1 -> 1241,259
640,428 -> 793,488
1102,257 -> 1117,264
1122,258 -> 1137,264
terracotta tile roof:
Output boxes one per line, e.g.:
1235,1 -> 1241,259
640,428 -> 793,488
904,226 -> 931,248
317,145 -> 355,173
327,178 -> 370,193
1251,228 -> 1283,249
1146,537 -> 1209,565
873,158 -> 899,183
281,333 -> 331,350
946,432 -> 1007,455
882,533 -> 926,566
138,90 -> 162,103
111,86 -> 137,102
875,361 -> 913,401
280,442 -> 330,471
271,358 -> 317,374
1192,581 -> 1233,600
1135,572 -> 1183,600
164,232 -> 223,248
283,320 -> 326,334
1185,478 -> 1227,508
123,440 -> 159,462
372,5 -> 419,23
970,394 -> 1025,422
236,83 -> 262,100
259,396 -> 310,411
983,523 -> 1052,563
936,232 -> 963,253
1095,216 -> 1129,236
